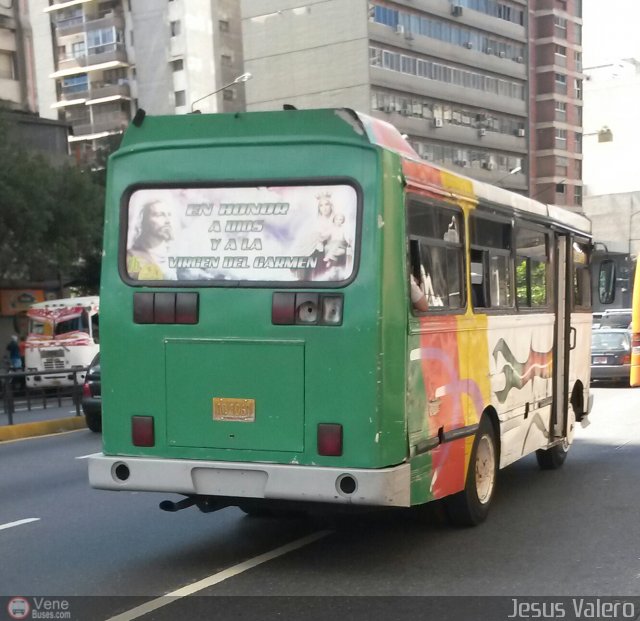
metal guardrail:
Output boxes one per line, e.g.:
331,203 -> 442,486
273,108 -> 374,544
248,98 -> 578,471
0,368 -> 87,425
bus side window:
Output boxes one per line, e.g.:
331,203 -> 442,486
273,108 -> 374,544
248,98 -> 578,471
91,314 -> 100,343
407,199 -> 465,313
470,250 -> 487,308
572,241 -> 591,310
470,213 -> 513,311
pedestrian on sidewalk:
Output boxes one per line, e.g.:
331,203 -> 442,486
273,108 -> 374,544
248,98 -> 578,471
6,335 -> 22,370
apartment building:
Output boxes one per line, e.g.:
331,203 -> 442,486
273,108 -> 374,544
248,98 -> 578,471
529,0 -> 584,209
0,0 -> 36,110
28,0 -> 245,162
241,0 -> 529,193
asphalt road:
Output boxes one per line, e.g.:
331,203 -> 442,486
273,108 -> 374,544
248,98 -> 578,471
1,385 -> 639,619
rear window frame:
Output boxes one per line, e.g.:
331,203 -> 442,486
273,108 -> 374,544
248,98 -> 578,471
118,177 -> 364,289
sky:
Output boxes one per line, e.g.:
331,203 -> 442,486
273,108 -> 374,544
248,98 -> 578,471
583,0 -> 640,67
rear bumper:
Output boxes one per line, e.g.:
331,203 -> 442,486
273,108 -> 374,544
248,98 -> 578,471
591,364 -> 630,381
88,454 -> 411,507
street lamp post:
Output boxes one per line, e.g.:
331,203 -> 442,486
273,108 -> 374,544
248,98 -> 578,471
495,165 -> 522,186
190,72 -> 253,113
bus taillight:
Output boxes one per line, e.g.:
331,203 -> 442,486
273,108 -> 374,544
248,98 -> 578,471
317,423 -> 343,456
132,416 -> 155,447
272,293 -> 343,326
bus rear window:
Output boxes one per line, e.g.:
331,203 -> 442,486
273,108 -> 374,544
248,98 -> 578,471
124,184 -> 358,284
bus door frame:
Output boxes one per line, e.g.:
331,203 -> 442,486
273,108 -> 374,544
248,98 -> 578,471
551,232 -> 571,441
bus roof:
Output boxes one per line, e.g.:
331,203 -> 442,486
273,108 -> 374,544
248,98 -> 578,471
117,107 -> 590,236
27,296 -> 99,320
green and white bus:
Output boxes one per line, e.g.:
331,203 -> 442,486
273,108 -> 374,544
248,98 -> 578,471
89,108 -> 600,525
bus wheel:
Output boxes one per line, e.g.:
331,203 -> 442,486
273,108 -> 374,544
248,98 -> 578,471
535,440 -> 569,470
444,416 -> 498,527
85,412 -> 102,433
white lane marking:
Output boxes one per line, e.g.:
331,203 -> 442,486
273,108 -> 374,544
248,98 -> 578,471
0,518 -> 40,531
106,530 -> 332,621
75,453 -> 100,460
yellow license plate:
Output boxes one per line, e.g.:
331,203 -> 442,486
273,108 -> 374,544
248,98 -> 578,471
213,398 -> 255,422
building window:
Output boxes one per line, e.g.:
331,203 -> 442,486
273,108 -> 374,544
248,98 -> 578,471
574,23 -> 582,45
221,54 -> 232,65
71,41 -> 86,59
87,27 -> 118,54
0,51 -> 16,80
574,78 -> 583,100
219,20 -> 229,32
175,90 -> 186,107
574,51 -> 582,72
556,182 -> 566,194
554,45 -> 566,67
369,46 -> 525,101
555,156 -> 568,176
574,186 -> 583,206
555,100 -> 567,121
62,74 -> 89,94
575,132 -> 582,153
170,20 -> 181,37
555,73 -> 567,94
555,128 -> 567,149
171,59 -> 184,72
554,16 -> 567,38
223,88 -> 235,101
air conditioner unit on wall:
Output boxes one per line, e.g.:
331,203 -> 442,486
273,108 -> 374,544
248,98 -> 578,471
478,128 -> 487,137
396,24 -> 405,35
482,160 -> 496,170
517,128 -> 526,137
452,5 -> 463,17
464,41 -> 473,49
433,118 -> 444,128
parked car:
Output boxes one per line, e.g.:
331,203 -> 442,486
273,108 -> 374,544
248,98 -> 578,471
598,308 -> 632,330
82,353 -> 101,432
591,329 -> 632,384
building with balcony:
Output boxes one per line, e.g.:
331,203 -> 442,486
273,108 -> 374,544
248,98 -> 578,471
241,0 -> 529,193
529,0 -> 584,209
28,0 -> 246,162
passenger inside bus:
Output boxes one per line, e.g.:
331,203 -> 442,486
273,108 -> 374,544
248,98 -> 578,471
410,274 -> 429,312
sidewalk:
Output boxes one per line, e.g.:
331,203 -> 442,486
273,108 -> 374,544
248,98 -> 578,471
0,397 -> 87,441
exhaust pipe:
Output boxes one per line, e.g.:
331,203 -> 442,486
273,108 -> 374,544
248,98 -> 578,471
159,497 -> 197,512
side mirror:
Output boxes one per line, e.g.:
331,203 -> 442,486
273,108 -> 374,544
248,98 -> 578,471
598,260 -> 616,305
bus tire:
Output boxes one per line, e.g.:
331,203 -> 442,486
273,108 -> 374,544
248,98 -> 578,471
535,441 -> 569,470
85,412 -> 102,433
444,416 -> 498,527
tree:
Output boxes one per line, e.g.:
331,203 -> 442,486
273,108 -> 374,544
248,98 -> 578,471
0,114 -> 105,292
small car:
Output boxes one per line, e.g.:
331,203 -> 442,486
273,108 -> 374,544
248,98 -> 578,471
81,353 -> 101,432
598,309 -> 632,330
590,329 -> 631,384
